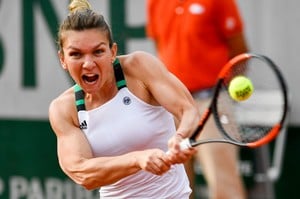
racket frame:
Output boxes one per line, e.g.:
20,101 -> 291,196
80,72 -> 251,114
187,53 -> 289,148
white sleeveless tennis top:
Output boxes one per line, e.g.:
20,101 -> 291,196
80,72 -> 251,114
74,59 -> 191,199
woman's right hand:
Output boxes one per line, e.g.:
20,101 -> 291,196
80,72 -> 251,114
166,134 -> 197,164
136,149 -> 172,176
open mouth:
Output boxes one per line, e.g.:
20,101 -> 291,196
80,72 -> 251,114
82,74 -> 99,84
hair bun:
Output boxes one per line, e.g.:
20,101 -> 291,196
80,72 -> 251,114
69,0 -> 92,13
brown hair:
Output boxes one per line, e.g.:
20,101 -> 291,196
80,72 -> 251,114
57,0 -> 114,52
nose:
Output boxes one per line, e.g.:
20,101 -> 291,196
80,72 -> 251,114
82,56 -> 96,69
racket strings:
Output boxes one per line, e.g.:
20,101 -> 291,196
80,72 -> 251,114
215,56 -> 285,144
223,60 -> 249,87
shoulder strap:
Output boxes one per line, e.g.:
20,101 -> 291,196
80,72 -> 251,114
74,58 -> 126,112
113,58 -> 127,90
74,84 -> 86,111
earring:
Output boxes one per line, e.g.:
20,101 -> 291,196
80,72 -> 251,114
62,64 -> 68,72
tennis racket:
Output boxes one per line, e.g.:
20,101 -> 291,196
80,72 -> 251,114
179,53 -> 289,150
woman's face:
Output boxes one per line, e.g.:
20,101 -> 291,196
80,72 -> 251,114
59,28 -> 117,94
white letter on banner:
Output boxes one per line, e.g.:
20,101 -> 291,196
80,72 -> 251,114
45,178 -> 63,199
10,176 -> 28,199
27,178 -> 44,199
0,178 -> 4,195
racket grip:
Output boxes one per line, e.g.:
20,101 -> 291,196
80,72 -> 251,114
179,138 -> 192,150
166,138 -> 192,154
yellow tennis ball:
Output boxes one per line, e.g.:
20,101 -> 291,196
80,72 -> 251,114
228,76 -> 254,101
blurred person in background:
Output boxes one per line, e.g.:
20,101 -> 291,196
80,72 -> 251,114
146,0 -> 249,198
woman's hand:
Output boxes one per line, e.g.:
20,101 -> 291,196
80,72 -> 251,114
167,134 -> 197,164
135,149 -> 172,176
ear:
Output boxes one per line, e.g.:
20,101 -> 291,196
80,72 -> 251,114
58,51 -> 67,70
111,43 -> 118,63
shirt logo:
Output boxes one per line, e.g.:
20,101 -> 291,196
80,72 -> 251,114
123,96 -> 131,105
80,120 -> 87,130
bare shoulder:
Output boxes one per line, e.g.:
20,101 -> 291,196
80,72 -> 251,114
49,87 -> 78,134
49,87 -> 74,113
118,51 -> 165,76
118,51 -> 159,67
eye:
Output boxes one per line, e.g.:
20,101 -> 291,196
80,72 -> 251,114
69,51 -> 81,58
94,49 -> 104,55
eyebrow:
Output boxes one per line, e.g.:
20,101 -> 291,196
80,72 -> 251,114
66,42 -> 107,51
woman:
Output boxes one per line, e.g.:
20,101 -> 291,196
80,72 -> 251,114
49,0 -> 200,198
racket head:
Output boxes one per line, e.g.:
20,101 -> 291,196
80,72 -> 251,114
212,53 -> 289,147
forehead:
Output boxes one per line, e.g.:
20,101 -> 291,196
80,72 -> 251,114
62,29 -> 109,48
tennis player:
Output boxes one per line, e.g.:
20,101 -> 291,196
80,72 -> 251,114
49,0 -> 200,198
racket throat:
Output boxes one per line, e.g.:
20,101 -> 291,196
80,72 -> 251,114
189,139 -> 198,147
